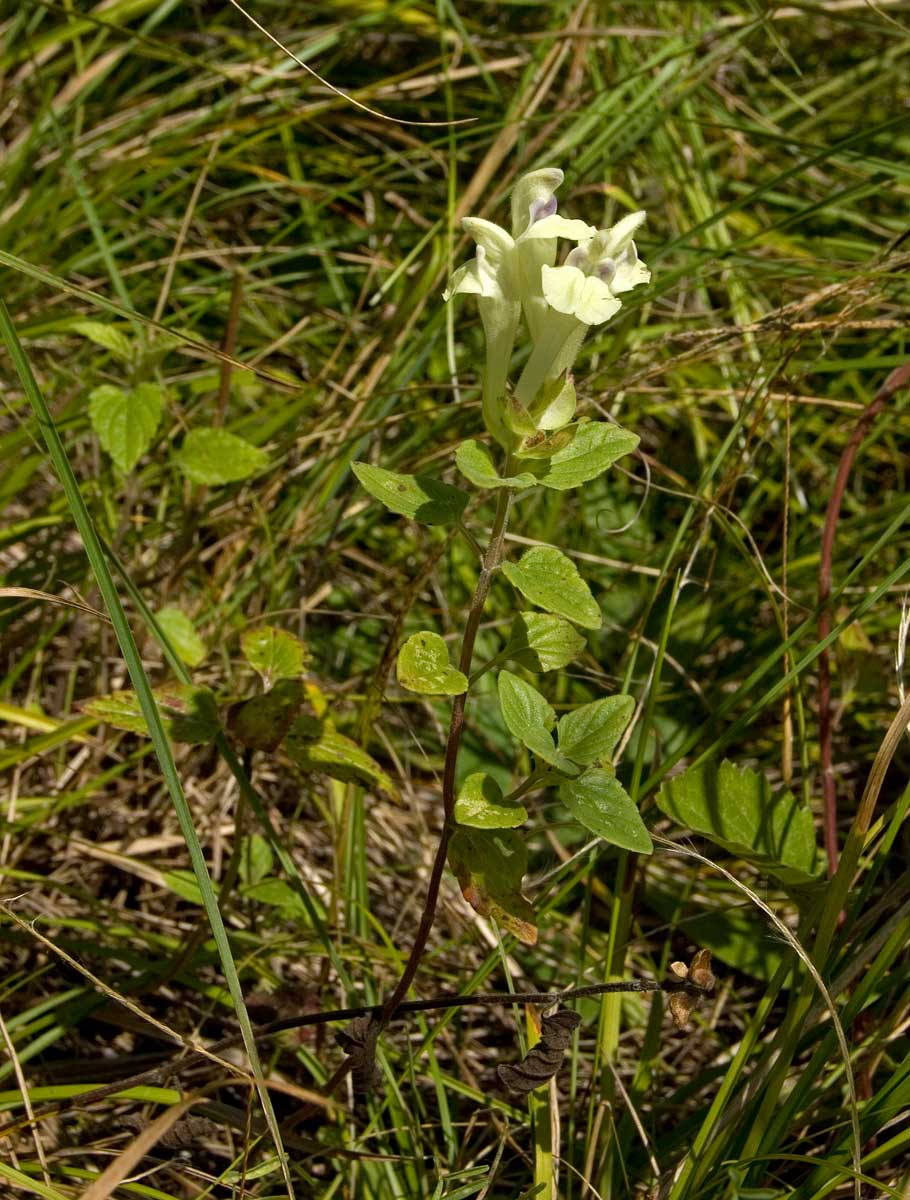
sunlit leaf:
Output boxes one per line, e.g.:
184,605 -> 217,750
396,631 -> 467,695
174,427 -> 268,485
155,606 -> 206,667
502,546 -> 601,629
454,772 -> 527,829
241,626 -> 307,686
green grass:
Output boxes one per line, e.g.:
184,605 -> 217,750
1,1 -> 909,1197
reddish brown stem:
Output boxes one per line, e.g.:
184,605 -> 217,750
817,362 -> 910,875
380,487 -> 514,1022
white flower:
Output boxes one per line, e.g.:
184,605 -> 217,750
446,171 -> 652,444
541,211 -> 650,325
444,169 -> 595,446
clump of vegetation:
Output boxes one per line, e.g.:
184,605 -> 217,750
1,4 -> 908,1199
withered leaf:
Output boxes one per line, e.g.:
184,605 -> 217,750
497,1008 -> 582,1095
336,1015 -> 380,1093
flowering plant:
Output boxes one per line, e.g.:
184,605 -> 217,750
445,168 -> 650,447
353,166 -> 652,976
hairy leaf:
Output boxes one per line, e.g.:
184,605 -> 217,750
81,684 -> 220,744
534,421 -> 639,491
505,612 -> 587,673
156,606 -> 206,667
227,679 -> 305,751
89,382 -> 163,472
498,671 -> 578,773
284,715 -> 399,800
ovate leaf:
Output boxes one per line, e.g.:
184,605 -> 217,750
352,462 -> 468,525
534,422 -> 639,491
81,684 -> 220,744
655,760 -> 818,886
558,695 -> 634,766
502,546 -> 601,629
241,626 -> 307,686
454,772 -> 527,829
284,715 -> 399,800
175,427 -> 268,484
559,769 -> 652,852
448,827 -> 537,944
498,669 -> 556,734
454,440 -> 537,490
228,679 -> 305,751
89,382 -> 163,472
505,612 -> 587,673
155,606 -> 206,667
396,631 -> 468,695
497,670 -> 578,774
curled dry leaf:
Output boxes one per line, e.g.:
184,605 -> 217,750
497,1008 -> 582,1095
336,1015 -> 381,1093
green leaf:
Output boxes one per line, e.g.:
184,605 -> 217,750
502,546 -> 601,629
448,827 -> 537,944
454,772 -> 527,829
89,382 -> 163,472
239,835 -> 274,888
558,695 -> 634,766
228,679 -> 305,752
497,670 -> 578,773
155,606 -> 206,667
559,769 -> 652,853
505,612 -> 587,672
81,683 -> 220,744
396,631 -> 468,695
352,462 -> 468,525
241,626 -> 307,686
533,422 -> 639,491
454,440 -> 537,490
655,760 -> 819,885
498,669 -> 556,734
174,427 -> 268,485
284,715 -> 399,800
242,877 -> 307,918
71,319 -> 132,360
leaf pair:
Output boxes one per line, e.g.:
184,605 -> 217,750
496,671 -> 650,852
457,421 -> 639,493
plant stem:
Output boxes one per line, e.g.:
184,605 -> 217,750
380,484 -> 514,1022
